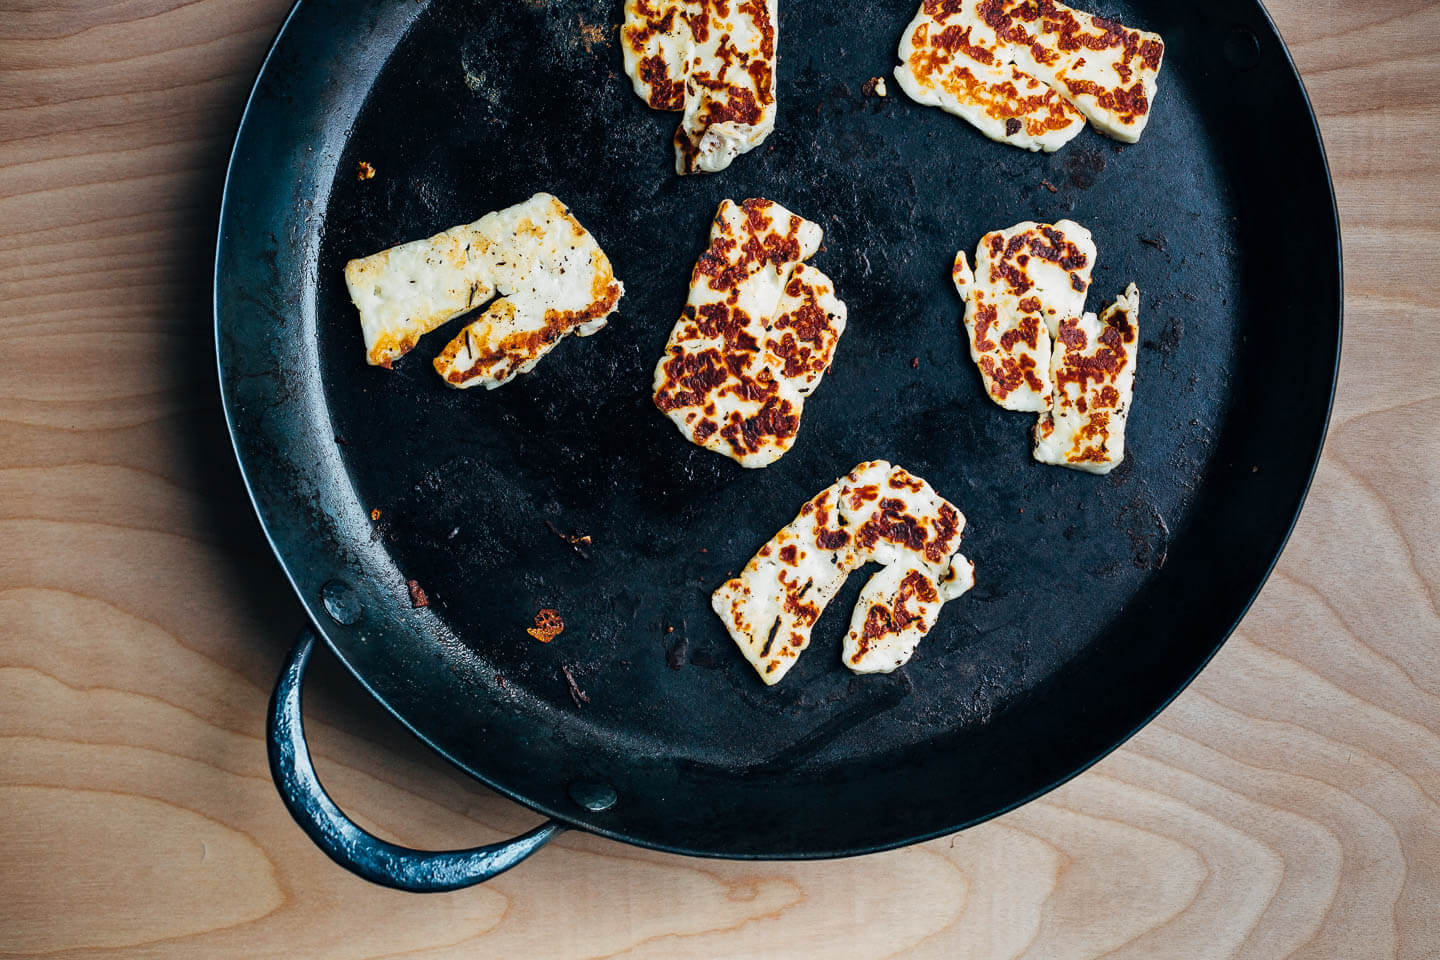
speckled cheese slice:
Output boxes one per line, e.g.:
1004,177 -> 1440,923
893,0 -> 1085,152
842,555 -> 974,674
713,460 -> 975,684
952,219 -> 1095,412
344,193 -> 623,385
431,195 -> 624,389
621,0 -> 778,174
1034,283 -> 1140,473
711,482 -> 859,685
653,198 -> 845,469
892,0 -> 1164,149
987,0 -> 1165,143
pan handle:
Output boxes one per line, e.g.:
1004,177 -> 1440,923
267,629 -> 566,891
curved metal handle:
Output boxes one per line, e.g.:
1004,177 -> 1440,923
267,629 -> 565,891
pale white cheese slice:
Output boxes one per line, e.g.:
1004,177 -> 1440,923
621,0 -> 778,174
1034,283 -> 1140,473
893,1 -> 1085,152
343,193 -> 623,386
344,222 -> 495,368
653,198 -> 844,468
953,219 -> 1095,412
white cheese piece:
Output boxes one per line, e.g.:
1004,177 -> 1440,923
344,223 -> 495,368
1034,283 -> 1140,473
711,481 -> 859,685
621,0 -> 778,174
343,193 -> 623,385
431,195 -> 624,389
713,460 -> 975,683
891,0 -> 1164,149
953,220 -> 1095,412
842,555 -> 974,674
892,0 -> 1086,152
653,198 -> 844,468
989,0 -> 1166,143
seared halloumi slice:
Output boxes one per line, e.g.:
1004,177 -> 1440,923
431,196 -> 623,389
621,0 -> 777,174
344,222 -> 495,368
344,193 -> 623,385
892,0 -> 1164,148
762,263 -> 848,397
711,482 -> 859,685
654,198 -> 845,468
1034,283 -> 1140,473
953,220 -> 1095,412
893,1 -> 1085,152
843,556 -> 974,674
713,460 -> 975,684
839,460 -> 968,578
988,0 -> 1165,143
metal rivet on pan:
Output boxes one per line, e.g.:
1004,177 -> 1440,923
321,579 -> 362,625
1223,25 -> 1261,70
568,781 -> 618,813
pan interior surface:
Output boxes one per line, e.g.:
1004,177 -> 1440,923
219,0 -> 1339,857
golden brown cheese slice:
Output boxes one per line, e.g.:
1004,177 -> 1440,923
952,219 -> 1094,412
892,0 -> 1164,148
1034,283 -> 1139,472
893,0 -> 1086,152
653,198 -> 846,468
712,460 -> 975,684
621,0 -> 778,174
711,482 -> 859,684
344,193 -> 623,386
985,0 -> 1165,143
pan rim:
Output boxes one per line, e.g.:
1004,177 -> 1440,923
215,0 -> 1343,860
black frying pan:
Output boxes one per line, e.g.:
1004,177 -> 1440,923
216,0 -> 1341,890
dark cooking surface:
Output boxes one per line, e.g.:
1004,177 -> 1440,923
219,0 -> 1338,856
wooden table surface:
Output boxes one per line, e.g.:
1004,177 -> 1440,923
3,1 -> 1437,956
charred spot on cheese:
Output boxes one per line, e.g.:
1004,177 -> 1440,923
344,193 -> 624,387
953,220 -> 1094,412
1034,283 -> 1140,473
892,0 -> 1164,150
621,0 -> 777,174
711,461 -> 975,685
653,199 -> 846,468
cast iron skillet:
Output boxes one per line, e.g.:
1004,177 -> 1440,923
216,0 -> 1340,890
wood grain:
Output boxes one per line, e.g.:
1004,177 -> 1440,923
1,1 -> 1437,956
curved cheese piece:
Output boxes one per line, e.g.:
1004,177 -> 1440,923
343,193 -> 623,385
1034,283 -> 1139,473
953,220 -> 1094,412
712,460 -> 975,684
892,0 -> 1163,149
843,555 -> 974,674
621,0 -> 778,174
653,198 -> 845,468
893,0 -> 1085,153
